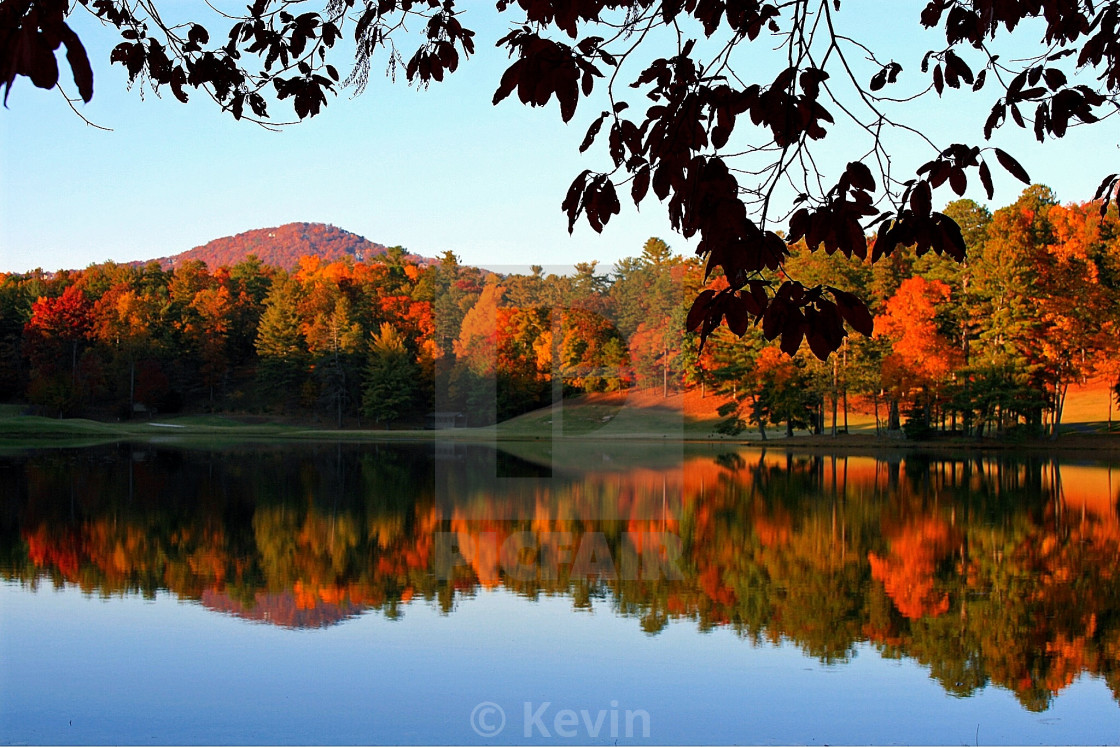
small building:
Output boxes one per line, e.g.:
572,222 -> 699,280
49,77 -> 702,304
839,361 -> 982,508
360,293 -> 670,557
427,411 -> 466,429
132,402 -> 156,419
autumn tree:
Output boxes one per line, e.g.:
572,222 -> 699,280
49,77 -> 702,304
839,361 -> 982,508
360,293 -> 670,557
963,186 -> 1086,435
751,346 -> 819,438
557,306 -> 629,393
187,284 -> 235,405
167,260 -> 212,314
875,276 -> 963,436
24,284 -> 91,376
91,281 -> 164,413
1033,200 -> 1120,435
494,305 -> 553,419
23,284 -> 94,415
1060,205 -> 1120,427
450,281 -> 503,424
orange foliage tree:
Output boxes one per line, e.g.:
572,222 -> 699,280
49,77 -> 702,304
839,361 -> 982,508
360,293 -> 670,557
875,277 -> 962,433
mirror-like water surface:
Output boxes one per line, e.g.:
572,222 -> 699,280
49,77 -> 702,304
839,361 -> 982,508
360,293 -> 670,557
1,442 -> 1119,744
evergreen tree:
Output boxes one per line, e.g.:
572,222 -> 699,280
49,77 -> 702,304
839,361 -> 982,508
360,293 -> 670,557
255,273 -> 308,405
306,295 -> 365,428
362,323 -> 419,426
0,277 -> 31,401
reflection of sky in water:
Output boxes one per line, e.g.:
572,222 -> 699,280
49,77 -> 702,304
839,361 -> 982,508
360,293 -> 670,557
2,581 -> 1118,745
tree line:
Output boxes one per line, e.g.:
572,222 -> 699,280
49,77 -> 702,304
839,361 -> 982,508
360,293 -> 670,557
2,185 -> 1119,436
712,185 -> 1120,439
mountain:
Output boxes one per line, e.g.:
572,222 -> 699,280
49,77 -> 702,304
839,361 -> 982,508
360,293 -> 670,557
200,588 -> 365,629
151,222 -> 421,270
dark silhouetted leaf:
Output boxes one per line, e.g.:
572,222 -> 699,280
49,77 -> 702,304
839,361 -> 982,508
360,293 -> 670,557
949,167 -> 966,195
994,148 -> 1030,183
60,24 -> 94,102
686,289 -> 717,331
779,313 -> 804,355
580,111 -> 607,152
831,288 -> 873,336
910,180 -> 932,216
847,161 -> 875,191
631,164 -> 650,205
725,295 -> 750,336
978,160 -> 994,199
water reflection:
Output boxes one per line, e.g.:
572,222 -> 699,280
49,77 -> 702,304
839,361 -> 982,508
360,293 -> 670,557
2,443 -> 1118,713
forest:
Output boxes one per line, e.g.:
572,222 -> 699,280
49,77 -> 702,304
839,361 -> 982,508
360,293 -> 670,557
2,185 -> 1119,439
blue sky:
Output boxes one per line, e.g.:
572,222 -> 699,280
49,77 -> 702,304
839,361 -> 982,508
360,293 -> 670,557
1,3 -> 1115,274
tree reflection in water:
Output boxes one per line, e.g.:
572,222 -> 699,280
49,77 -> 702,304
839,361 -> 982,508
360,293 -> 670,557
1,442 -> 1118,711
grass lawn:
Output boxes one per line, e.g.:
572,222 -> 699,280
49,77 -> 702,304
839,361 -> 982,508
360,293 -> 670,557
2,380 -> 1119,451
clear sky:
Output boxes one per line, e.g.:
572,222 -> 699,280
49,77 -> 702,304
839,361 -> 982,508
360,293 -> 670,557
1,3 -> 1115,274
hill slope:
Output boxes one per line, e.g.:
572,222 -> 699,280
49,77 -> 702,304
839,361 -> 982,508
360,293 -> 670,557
150,222 -> 417,270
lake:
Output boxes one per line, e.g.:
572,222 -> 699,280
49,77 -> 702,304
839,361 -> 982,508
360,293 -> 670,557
1,441 -> 1119,744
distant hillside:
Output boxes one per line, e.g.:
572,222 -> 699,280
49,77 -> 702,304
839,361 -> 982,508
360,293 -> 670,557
200,588 -> 365,629
151,222 -> 422,270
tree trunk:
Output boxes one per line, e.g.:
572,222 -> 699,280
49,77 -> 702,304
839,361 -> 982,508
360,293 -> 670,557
336,354 -> 345,429
662,345 -> 668,398
831,356 -> 838,436
1109,379 -> 1113,431
874,393 -> 880,436
1051,379 -> 1069,440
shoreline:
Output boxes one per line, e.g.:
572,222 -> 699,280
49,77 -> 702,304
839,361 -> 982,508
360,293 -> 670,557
4,413 -> 1120,456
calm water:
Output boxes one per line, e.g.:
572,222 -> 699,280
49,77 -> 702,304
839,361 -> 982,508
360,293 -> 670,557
1,441 -> 1119,745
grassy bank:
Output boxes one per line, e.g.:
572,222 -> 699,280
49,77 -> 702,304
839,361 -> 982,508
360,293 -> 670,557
0,413 -> 440,449
4,385 -> 1120,455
